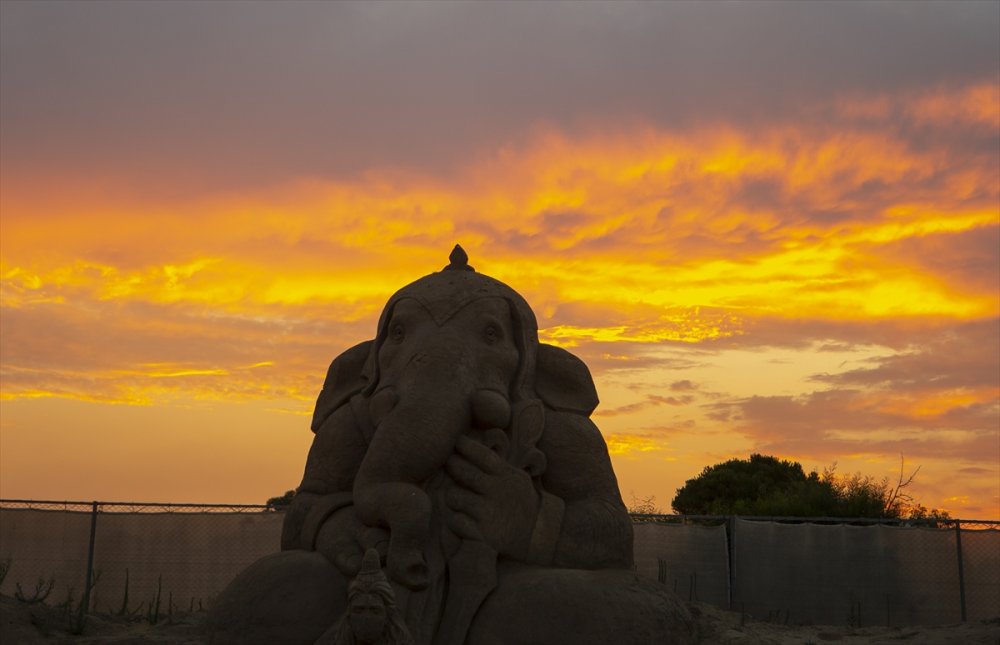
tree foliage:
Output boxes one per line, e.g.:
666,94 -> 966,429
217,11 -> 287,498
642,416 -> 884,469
671,454 -> 948,519
265,489 -> 296,509
627,492 -> 662,514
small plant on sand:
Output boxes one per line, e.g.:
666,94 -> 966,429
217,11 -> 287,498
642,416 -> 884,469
54,568 -> 101,635
114,567 -> 154,621
0,557 -> 11,587
15,576 -> 55,604
76,568 -> 101,633
147,573 -> 164,625
56,586 -> 81,632
118,567 -> 133,616
54,586 -> 73,611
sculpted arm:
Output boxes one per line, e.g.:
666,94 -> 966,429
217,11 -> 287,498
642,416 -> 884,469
281,400 -> 368,552
444,340 -> 633,570
282,340 -> 372,553
538,412 -> 634,570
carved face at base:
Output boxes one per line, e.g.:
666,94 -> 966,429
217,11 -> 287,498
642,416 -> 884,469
348,592 -> 387,644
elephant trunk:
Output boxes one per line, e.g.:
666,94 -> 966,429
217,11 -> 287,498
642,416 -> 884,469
363,346 -> 478,480
353,343 -> 512,589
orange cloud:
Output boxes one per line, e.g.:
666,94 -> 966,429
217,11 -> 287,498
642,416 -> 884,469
4,151 -> 996,325
3,82 -> 997,403
1,82 -> 997,516
604,433 -> 668,457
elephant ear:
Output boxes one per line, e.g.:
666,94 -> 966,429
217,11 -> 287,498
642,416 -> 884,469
310,340 -> 373,432
534,343 -> 599,416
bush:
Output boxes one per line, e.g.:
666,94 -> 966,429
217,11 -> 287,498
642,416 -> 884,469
672,453 -> 934,518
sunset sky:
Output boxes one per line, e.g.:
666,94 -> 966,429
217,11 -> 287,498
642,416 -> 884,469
1,1 -> 998,519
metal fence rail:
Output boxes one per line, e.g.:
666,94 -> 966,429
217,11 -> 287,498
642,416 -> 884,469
630,513 -> 999,627
0,499 -> 276,513
1,500 -> 997,627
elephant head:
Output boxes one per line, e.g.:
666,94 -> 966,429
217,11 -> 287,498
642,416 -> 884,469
312,246 -> 598,434
307,246 -> 600,589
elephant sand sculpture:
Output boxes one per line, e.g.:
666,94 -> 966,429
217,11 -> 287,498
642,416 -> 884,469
207,247 -> 693,645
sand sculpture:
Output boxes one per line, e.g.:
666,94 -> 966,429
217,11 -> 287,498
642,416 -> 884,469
207,247 -> 692,645
314,548 -> 414,645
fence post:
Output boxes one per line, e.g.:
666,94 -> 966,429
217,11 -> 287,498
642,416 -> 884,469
954,520 -> 966,622
727,515 -> 736,610
82,501 -> 99,613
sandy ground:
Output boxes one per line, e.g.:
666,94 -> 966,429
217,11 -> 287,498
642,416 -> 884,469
687,601 -> 1000,644
3,593 -> 998,644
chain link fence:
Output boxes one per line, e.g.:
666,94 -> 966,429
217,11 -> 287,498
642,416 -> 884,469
631,514 -> 1000,627
0,500 -> 283,617
1,500 -> 997,627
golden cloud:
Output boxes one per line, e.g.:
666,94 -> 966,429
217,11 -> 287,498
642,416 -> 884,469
604,433 -> 668,457
1,82 -> 997,408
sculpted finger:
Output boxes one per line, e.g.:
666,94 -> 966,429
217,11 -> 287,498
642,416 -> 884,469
360,526 -> 390,560
455,435 -> 506,475
446,454 -> 488,493
445,486 -> 483,520
446,510 -> 483,541
333,541 -> 364,576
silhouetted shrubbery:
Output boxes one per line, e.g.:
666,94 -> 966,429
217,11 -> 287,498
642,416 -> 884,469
671,454 -> 949,520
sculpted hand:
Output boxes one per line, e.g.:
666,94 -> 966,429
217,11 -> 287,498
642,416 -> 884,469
444,435 -> 539,561
315,507 -> 390,578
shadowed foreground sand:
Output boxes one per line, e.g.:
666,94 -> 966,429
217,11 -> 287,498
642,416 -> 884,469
3,594 -> 998,644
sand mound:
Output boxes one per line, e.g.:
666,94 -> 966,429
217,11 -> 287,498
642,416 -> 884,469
3,593 -> 998,644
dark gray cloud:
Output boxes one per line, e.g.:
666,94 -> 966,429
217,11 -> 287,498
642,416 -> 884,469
595,393 -> 695,418
561,340 -> 708,377
713,317 -> 990,353
875,226 -> 1000,296
707,318 -> 1000,466
809,319 -> 999,390
2,1 -> 997,196
670,380 -> 697,392
732,390 -> 998,464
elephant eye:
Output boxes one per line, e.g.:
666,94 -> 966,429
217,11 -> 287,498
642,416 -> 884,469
483,323 -> 502,345
389,322 -> 406,343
